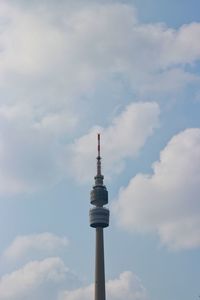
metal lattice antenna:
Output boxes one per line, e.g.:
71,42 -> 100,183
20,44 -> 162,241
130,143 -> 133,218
97,133 -> 101,176
91,133 -> 108,203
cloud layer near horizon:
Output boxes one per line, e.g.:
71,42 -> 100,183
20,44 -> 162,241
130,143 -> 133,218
0,257 -> 78,300
0,259 -> 147,300
114,128 -> 200,250
61,271 -> 147,300
0,232 -> 147,300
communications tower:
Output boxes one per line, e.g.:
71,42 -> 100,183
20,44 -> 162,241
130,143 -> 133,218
89,134 -> 110,300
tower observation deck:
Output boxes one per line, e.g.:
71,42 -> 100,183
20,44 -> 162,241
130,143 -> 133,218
89,134 -> 109,300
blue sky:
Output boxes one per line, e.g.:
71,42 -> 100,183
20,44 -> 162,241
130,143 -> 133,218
129,0 -> 200,27
0,0 -> 200,299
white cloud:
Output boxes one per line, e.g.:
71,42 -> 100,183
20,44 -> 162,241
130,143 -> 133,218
113,128 -> 200,250
0,1 -> 200,195
0,257 -> 78,300
69,102 -> 160,183
0,262 -> 147,300
0,101 -> 159,195
60,271 -> 147,300
3,233 -> 69,261
33,112 -> 78,135
0,102 -> 79,195
107,271 -> 147,300
160,22 -> 200,66
1,1 -> 200,101
0,1 -> 65,76
0,112 -> 65,195
136,68 -> 200,97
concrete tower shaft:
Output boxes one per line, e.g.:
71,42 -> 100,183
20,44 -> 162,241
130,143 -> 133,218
89,134 -> 109,300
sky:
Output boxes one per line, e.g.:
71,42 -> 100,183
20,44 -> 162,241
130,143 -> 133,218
0,0 -> 200,299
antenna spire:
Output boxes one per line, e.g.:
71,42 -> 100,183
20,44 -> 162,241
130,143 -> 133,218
97,133 -> 101,176
98,133 -> 101,158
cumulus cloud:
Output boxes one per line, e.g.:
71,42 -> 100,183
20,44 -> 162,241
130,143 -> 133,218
0,262 -> 147,300
0,257 -> 78,300
60,271 -> 147,300
114,128 -> 200,250
69,102 -> 160,183
0,0 -> 200,195
0,101 -> 159,195
1,1 -> 200,102
0,105 -> 70,195
3,233 -> 69,261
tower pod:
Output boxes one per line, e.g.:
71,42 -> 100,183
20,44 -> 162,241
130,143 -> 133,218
89,207 -> 109,228
90,185 -> 108,206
